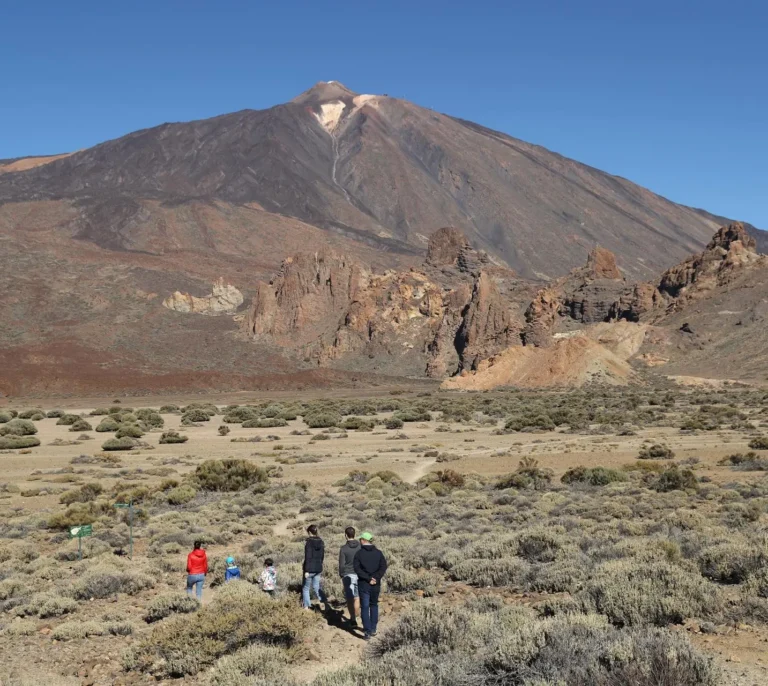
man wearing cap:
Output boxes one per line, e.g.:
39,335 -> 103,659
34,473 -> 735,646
353,532 -> 388,640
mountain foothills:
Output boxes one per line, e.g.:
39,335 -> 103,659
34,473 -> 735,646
0,82 -> 765,395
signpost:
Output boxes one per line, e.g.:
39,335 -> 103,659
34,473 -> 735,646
114,499 -> 134,559
68,524 -> 93,560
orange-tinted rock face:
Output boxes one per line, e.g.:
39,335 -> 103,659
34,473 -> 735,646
658,223 -> 762,304
425,227 -> 470,267
454,272 -> 520,371
585,246 -> 622,280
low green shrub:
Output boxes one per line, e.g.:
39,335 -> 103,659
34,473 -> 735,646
69,419 -> 92,432
70,567 -> 154,599
0,435 -> 41,449
145,593 -> 200,622
304,412 -> 342,428
59,482 -> 103,505
638,443 -> 675,460
17,409 -> 44,419
125,583 -> 311,677
116,424 -> 144,439
102,437 -> 139,451
654,465 -> 698,492
562,466 -> 627,486
16,592 -> 78,618
0,419 -> 38,436
167,485 -> 197,505
160,430 -> 189,444
193,459 -> 267,492
95,417 -> 120,432
182,409 -> 212,423
56,414 -> 81,426
242,418 -> 288,428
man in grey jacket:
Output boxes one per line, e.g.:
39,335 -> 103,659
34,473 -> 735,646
338,526 -> 361,626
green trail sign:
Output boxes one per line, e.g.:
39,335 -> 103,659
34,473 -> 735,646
68,524 -> 92,539
68,524 -> 93,560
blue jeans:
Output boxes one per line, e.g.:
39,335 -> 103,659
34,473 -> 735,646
186,573 -> 205,601
302,572 -> 327,608
359,580 -> 381,635
342,573 -> 359,600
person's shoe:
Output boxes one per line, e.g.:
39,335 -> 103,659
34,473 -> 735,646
370,631 -> 377,637
363,633 -> 371,641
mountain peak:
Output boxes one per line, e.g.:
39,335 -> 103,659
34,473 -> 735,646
292,81 -> 358,105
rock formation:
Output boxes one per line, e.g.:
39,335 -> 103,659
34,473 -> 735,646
244,252 -> 364,343
657,223 -> 763,307
163,278 -> 243,315
238,223 -> 766,389
242,230 -> 525,376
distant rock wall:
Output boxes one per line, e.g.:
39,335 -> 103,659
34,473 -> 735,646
163,278 -> 243,315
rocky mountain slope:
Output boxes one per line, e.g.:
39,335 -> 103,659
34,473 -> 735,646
0,81 -> 744,280
0,82 -> 764,395
240,222 -> 766,390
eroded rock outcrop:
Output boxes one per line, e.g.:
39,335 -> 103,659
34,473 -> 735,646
163,278 -> 243,315
522,247 -> 636,345
425,226 -> 490,276
244,252 -> 364,342
658,223 -> 763,308
243,230 -> 524,375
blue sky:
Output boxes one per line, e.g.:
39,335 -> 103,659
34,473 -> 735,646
2,0 -> 765,226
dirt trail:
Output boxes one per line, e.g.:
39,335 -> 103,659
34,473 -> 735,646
273,511 -> 308,538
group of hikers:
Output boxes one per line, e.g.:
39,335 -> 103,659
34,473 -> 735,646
185,524 -> 387,640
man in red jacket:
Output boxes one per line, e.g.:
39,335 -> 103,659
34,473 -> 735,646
186,540 -> 208,602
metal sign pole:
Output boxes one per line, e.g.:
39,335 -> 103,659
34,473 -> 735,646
129,498 -> 134,560
78,535 -> 82,561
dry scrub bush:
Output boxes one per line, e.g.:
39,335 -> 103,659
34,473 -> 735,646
577,560 -> 720,627
160,430 -> 189,444
70,566 -> 154,599
68,419 -> 92,432
56,414 -> 81,426
243,418 -> 288,428
0,436 -> 40,449
697,541 -> 768,584
0,419 -> 37,436
748,436 -> 768,450
304,412 -> 341,428
116,424 -> 144,438
639,443 -> 675,460
102,436 -> 138,451
47,501 -> 112,529
204,644 -> 292,686
125,582 -> 312,677
95,417 -> 120,432
562,466 -> 627,486
59,482 -> 103,505
50,620 -> 131,640
144,592 -> 199,622
193,459 -> 268,492
497,456 -> 552,490
3,619 -> 37,636
15,592 -> 77,618
329,600 -> 719,686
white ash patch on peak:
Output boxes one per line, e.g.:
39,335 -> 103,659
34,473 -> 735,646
314,101 -> 346,133
353,94 -> 380,108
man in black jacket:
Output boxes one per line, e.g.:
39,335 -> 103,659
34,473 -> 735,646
353,531 -> 388,639
339,526 -> 361,626
302,524 -> 328,609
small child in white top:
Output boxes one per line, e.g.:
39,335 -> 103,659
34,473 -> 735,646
259,557 -> 277,596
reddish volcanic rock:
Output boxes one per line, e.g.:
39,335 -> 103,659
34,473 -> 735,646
585,246 -> 622,280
